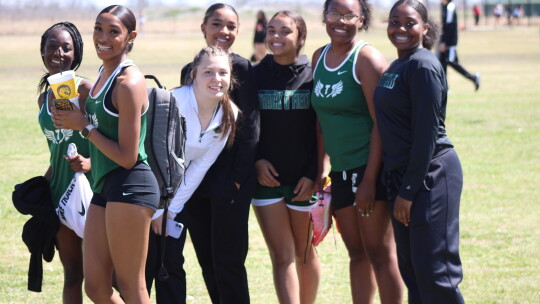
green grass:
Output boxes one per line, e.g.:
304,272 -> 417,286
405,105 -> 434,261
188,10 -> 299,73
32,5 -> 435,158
1,16 -> 539,303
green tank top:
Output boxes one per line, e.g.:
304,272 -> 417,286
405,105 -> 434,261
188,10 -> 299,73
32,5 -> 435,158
311,41 -> 373,171
38,77 -> 93,208
85,61 -> 148,193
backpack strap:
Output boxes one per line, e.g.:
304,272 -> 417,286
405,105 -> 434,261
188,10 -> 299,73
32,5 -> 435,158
145,74 -> 172,281
145,74 -> 165,89
157,207 -> 169,281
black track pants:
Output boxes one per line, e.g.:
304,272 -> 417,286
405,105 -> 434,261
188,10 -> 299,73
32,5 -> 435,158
385,149 -> 465,304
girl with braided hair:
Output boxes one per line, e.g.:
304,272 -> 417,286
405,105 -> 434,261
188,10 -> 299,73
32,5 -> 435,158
37,21 -> 92,303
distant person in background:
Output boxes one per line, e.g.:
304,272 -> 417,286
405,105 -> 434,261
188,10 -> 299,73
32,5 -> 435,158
439,0 -> 480,91
512,5 -> 522,25
37,21 -> 92,304
376,1 -> 466,303
139,10 -> 146,33
253,10 -> 320,304
505,4 -> 513,25
493,3 -> 503,27
473,5 -> 480,26
251,10 -> 268,63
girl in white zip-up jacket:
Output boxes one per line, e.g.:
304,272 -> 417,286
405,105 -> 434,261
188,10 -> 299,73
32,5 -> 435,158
148,47 -> 238,249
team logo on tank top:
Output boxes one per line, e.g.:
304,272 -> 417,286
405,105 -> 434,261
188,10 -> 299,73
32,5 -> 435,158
43,128 -> 73,144
313,80 -> 343,98
87,113 -> 99,128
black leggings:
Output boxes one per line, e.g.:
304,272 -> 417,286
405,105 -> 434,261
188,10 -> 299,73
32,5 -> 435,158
439,49 -> 475,81
146,211 -> 188,304
145,194 -> 251,304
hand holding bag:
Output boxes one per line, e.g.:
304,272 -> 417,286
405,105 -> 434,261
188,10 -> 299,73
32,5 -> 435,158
56,143 -> 92,238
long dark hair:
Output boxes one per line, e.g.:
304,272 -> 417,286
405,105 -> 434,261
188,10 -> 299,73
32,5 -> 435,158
389,0 -> 439,50
98,5 -> 137,53
256,10 -> 267,26
323,0 -> 371,31
38,22 -> 84,94
190,46 -> 238,147
269,11 -> 307,56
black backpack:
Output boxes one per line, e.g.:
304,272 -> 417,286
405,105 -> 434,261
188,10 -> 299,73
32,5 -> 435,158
145,74 -> 186,280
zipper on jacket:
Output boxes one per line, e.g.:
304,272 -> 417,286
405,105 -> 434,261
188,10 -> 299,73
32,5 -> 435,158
193,103 -> 221,143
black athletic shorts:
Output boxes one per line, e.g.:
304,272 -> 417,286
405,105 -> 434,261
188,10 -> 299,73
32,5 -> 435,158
329,165 -> 387,211
91,162 -> 160,210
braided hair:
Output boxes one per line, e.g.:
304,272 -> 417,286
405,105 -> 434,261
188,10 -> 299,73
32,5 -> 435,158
38,22 -> 84,94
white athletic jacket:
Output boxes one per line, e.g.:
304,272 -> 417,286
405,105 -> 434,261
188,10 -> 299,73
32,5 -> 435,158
153,85 -> 238,219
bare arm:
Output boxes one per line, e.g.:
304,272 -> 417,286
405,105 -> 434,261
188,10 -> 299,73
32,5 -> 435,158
37,94 -> 54,181
355,45 -> 388,213
314,117 -> 330,192
37,92 -> 46,110
311,47 -> 331,192
44,166 -> 52,181
77,78 -> 92,113
53,67 -> 147,169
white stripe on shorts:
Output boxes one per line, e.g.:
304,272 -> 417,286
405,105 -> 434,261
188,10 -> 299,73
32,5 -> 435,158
251,197 -> 316,212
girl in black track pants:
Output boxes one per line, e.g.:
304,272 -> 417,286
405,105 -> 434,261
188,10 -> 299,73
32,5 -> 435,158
374,1 -> 465,303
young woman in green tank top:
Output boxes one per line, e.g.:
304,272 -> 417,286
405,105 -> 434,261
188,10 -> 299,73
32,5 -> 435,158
311,0 -> 403,303
37,22 -> 92,304
52,5 -> 158,303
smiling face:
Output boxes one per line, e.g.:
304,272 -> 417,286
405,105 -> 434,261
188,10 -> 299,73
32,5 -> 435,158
201,8 -> 239,51
192,54 -> 231,101
42,28 -> 75,74
324,0 -> 364,44
387,4 -> 428,59
266,14 -> 300,64
93,12 -> 135,62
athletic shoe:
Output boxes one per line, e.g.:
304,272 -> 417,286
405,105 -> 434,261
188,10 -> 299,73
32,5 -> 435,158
474,73 -> 481,91
310,185 -> 332,246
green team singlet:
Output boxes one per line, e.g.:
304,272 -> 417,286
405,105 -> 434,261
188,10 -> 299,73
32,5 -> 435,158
85,61 -> 148,193
311,41 -> 373,171
38,77 -> 93,208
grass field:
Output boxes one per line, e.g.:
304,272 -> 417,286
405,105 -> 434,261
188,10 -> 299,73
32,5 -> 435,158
0,13 -> 539,304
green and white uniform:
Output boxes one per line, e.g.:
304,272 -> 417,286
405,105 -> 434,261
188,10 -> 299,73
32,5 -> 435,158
311,41 -> 372,171
38,77 -> 92,208
85,61 -> 148,193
